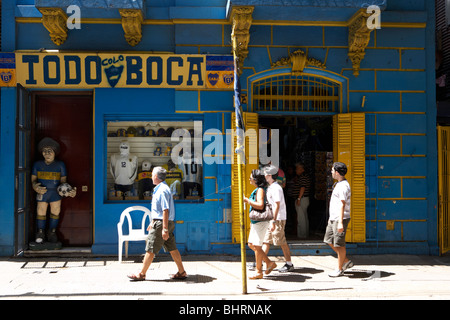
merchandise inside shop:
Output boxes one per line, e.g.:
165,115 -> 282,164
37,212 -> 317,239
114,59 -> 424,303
260,116 -> 334,240
106,121 -> 203,201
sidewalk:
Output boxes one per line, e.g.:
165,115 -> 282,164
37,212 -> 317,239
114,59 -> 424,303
1,253 -> 450,300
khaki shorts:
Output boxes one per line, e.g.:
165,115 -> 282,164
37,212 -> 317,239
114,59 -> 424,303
263,220 -> 287,246
145,220 -> 177,254
324,219 -> 350,248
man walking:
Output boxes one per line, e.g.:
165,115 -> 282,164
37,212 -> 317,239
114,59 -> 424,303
127,166 -> 187,281
324,162 -> 353,277
263,165 -> 294,273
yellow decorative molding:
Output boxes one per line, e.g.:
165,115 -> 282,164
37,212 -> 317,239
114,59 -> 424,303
271,49 -> 326,75
348,9 -> 374,77
119,9 -> 143,47
38,7 -> 68,46
229,6 -> 254,75
16,16 -> 428,29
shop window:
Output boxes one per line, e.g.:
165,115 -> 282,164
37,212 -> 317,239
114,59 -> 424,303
252,74 -> 340,113
106,121 -> 202,201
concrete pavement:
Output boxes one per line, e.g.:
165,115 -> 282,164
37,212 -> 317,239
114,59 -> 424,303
1,253 -> 450,300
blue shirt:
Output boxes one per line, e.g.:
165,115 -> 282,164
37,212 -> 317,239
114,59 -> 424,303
151,181 -> 175,221
32,160 -> 67,189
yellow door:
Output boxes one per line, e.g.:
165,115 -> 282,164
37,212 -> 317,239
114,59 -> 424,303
231,112 -> 259,243
333,113 -> 366,243
438,126 -> 450,255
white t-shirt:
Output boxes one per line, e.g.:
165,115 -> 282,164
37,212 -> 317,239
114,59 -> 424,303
329,180 -> 351,221
110,154 -> 138,185
266,182 -> 287,221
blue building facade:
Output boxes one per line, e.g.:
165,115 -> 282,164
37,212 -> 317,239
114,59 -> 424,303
0,0 -> 441,257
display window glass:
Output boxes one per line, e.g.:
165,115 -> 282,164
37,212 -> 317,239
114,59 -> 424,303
106,121 -> 203,201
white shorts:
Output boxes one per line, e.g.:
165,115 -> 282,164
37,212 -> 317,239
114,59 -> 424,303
248,221 -> 270,246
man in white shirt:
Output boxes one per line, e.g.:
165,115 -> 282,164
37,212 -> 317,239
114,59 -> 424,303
262,165 -> 294,273
324,162 -> 353,277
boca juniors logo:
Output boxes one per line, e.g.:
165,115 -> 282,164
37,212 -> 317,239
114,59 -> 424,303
0,53 -> 16,87
206,55 -> 234,89
102,55 -> 125,88
208,73 -> 219,86
0,71 -> 13,83
223,74 -> 234,86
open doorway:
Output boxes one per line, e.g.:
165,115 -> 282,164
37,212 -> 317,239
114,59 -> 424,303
31,93 -> 93,247
259,115 -> 333,241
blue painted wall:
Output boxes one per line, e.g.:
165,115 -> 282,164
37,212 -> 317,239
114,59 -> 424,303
0,0 -> 438,255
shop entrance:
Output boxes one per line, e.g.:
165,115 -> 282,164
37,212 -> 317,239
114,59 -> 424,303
259,115 -> 333,240
32,93 -> 93,246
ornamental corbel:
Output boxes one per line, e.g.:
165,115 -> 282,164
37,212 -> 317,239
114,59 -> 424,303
38,7 -> 68,46
271,50 -> 326,75
230,6 -> 254,76
119,9 -> 143,47
348,9 -> 374,77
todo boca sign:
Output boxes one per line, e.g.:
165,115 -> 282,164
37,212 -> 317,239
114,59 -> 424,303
15,53 -> 233,89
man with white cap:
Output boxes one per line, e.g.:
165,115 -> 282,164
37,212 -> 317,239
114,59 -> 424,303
262,165 -> 294,273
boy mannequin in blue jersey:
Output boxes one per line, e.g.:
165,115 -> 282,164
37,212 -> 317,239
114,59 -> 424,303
31,138 -> 76,244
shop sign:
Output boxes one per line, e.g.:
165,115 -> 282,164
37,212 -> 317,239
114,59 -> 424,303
0,53 -> 16,87
205,55 -> 234,89
15,52 -> 234,89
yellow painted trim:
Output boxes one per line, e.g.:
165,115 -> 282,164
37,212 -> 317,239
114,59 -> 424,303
378,176 -> 427,179
350,90 -> 426,93
92,88 -> 96,244
342,68 -> 426,73
369,219 -> 427,222
248,69 -> 347,113
363,112 -> 426,115
16,17 -> 427,29
371,133 -> 426,136
175,110 -> 232,114
375,198 -> 427,201
377,155 -> 426,158
249,70 -> 346,86
222,113 -> 225,133
205,176 -> 218,193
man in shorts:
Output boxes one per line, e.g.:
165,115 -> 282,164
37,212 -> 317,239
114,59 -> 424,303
127,166 -> 187,281
262,165 -> 294,273
324,162 -> 354,277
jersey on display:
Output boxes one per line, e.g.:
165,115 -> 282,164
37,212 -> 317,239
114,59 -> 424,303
110,154 -> 138,185
162,164 -> 183,197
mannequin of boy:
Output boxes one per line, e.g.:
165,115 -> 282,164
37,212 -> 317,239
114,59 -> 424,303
31,138 -> 76,244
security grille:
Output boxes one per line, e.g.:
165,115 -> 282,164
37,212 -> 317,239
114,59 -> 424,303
251,74 -> 341,113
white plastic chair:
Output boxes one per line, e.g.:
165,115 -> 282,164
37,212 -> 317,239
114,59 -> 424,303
117,206 -> 152,263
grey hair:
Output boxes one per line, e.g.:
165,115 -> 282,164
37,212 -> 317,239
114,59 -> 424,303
152,166 -> 167,181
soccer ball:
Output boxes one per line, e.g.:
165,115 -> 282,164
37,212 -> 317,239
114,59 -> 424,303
57,183 -> 73,197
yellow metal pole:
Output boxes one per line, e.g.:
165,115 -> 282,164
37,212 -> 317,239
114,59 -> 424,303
237,153 -> 247,294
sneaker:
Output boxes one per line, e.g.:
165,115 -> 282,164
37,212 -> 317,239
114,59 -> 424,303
35,229 -> 45,243
278,263 -> 294,273
47,229 -> 58,243
328,269 -> 344,277
343,260 -> 354,270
